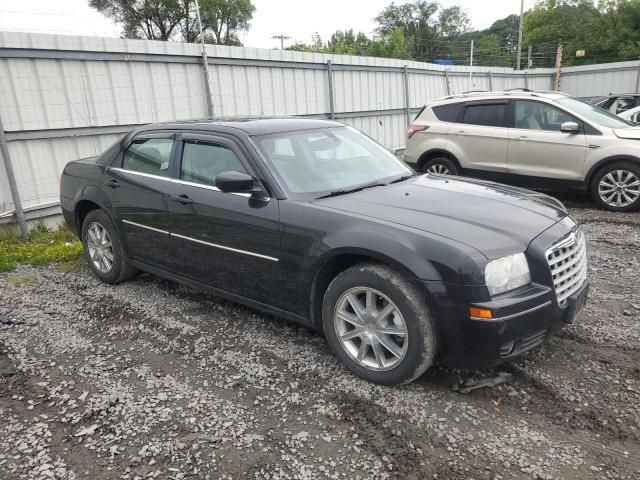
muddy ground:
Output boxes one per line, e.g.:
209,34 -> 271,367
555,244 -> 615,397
0,196 -> 639,480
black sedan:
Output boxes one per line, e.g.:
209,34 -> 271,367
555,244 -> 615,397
60,118 -> 589,385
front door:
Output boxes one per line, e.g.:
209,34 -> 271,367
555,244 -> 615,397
101,133 -> 175,268
508,100 -> 587,181
167,134 -> 282,308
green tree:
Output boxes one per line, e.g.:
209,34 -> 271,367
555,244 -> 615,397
326,30 -> 371,55
90,0 -> 255,45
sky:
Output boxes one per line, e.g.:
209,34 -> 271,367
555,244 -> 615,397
0,0 -> 537,49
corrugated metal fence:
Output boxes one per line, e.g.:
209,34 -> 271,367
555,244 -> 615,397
0,31 -> 638,221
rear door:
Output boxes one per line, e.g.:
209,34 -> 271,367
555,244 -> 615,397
101,132 -> 175,268
448,100 -> 509,173
507,100 -> 587,181
167,133 -> 282,308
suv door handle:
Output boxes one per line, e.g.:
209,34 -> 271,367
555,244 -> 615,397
103,179 -> 120,188
517,136 -> 529,142
170,194 -> 194,205
455,130 -> 467,136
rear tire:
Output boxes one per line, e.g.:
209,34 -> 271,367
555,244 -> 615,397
590,161 -> 640,212
322,263 -> 437,386
421,157 -> 459,176
81,209 -> 138,284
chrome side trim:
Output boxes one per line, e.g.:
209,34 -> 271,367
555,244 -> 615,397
122,219 -> 170,235
110,167 -> 170,182
170,178 -> 255,199
470,301 -> 552,322
171,232 -> 279,262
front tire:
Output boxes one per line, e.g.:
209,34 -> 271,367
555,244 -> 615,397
322,263 -> 437,385
591,162 -> 640,212
421,157 -> 459,176
81,210 -> 138,284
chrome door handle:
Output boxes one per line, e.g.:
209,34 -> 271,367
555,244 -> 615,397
170,194 -> 194,205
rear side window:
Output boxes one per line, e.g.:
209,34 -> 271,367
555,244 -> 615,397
123,138 -> 174,176
181,142 -> 246,186
461,103 -> 506,127
432,103 -> 462,122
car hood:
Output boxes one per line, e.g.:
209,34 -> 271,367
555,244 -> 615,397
311,174 -> 568,258
613,126 -> 640,139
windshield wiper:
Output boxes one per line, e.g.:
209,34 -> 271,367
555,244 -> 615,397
388,173 -> 416,184
315,181 -> 387,199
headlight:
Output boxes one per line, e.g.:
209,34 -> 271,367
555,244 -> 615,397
485,253 -> 531,296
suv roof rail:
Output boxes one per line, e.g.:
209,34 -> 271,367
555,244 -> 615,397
440,89 -> 571,101
461,89 -> 489,94
505,88 -> 533,92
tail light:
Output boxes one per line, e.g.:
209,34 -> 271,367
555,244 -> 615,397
407,124 -> 429,139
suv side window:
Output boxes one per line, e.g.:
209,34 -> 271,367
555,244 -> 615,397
461,103 -> 506,127
615,96 -> 634,114
123,137 -> 174,177
513,100 -> 576,132
181,141 -> 247,186
432,103 -> 462,122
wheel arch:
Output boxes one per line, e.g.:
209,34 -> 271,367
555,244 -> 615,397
308,247 -> 437,332
416,149 -> 461,172
585,155 -> 640,188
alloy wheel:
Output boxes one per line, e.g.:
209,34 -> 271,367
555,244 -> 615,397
86,222 -> 114,274
425,163 -> 451,175
598,170 -> 640,208
334,287 -> 408,371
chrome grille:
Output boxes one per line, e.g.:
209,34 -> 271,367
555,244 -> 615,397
546,229 -> 587,306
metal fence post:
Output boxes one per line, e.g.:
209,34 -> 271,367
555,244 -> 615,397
488,71 -> 493,91
326,60 -> 335,120
403,65 -> 411,126
635,62 -> 640,93
0,114 -> 28,238
524,71 -> 529,89
444,69 -> 451,95
194,0 -> 215,118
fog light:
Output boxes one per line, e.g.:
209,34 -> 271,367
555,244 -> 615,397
469,307 -> 493,319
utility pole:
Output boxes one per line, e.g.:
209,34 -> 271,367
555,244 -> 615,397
516,0 -> 524,70
469,39 -> 474,87
272,34 -> 291,50
554,41 -> 563,91
194,0 -> 214,119
0,113 -> 28,238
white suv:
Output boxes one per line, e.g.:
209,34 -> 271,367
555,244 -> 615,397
404,90 -> 640,211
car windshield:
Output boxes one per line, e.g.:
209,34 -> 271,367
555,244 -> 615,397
253,126 -> 413,195
557,97 -> 632,128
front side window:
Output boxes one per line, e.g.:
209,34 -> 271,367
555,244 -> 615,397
181,141 -> 246,186
461,103 -> 506,127
513,100 -> 576,132
123,137 -> 174,176
254,127 -> 412,195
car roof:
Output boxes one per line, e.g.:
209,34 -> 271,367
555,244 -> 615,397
133,117 -> 344,136
428,90 -> 571,106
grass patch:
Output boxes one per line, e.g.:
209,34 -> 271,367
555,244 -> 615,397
0,223 -> 83,273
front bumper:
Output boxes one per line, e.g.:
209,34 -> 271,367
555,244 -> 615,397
427,280 -> 588,369
426,215 -> 588,369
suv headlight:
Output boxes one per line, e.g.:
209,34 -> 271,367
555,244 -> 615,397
485,253 -> 531,295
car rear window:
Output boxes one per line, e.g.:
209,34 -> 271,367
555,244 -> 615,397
461,103 -> 506,128
432,103 -> 462,122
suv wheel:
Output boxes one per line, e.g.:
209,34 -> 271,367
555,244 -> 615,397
421,157 -> 459,176
591,162 -> 640,212
322,263 -> 437,385
81,210 -> 138,284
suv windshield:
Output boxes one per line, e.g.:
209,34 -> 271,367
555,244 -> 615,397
254,127 -> 412,195
556,97 -> 632,128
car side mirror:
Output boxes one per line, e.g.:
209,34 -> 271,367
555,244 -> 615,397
216,171 -> 263,195
560,121 -> 580,134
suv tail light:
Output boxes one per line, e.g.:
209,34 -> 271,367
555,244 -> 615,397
407,124 -> 429,139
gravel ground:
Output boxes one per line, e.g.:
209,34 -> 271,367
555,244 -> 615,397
0,199 -> 639,480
